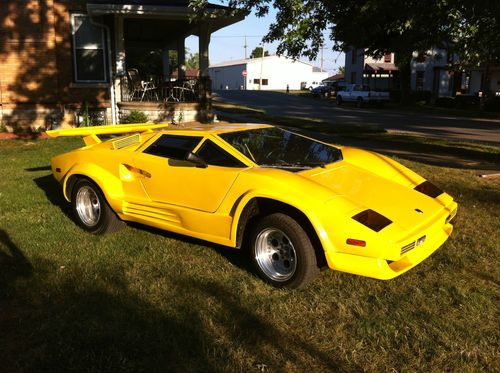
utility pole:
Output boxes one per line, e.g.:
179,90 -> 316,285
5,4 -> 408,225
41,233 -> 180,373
244,36 -> 248,59
259,43 -> 265,90
320,44 -> 325,71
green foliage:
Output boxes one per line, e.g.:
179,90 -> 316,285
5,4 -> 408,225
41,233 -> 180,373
121,110 -> 149,124
186,52 -> 200,70
249,46 -> 269,58
79,103 -> 93,127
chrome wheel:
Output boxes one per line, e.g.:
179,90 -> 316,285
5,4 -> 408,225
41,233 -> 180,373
254,228 -> 297,282
75,186 -> 101,227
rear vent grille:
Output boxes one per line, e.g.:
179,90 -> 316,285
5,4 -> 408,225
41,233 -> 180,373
401,241 -> 416,255
113,134 -> 141,150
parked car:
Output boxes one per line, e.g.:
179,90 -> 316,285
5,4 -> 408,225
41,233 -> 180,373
310,83 -> 334,97
336,84 -> 390,106
46,123 -> 457,289
301,81 -> 322,90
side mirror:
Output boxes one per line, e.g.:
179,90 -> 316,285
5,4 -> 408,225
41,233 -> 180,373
185,152 -> 208,168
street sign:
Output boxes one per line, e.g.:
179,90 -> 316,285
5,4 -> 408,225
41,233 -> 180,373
242,70 -> 247,76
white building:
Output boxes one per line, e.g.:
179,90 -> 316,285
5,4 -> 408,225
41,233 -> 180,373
209,55 -> 328,90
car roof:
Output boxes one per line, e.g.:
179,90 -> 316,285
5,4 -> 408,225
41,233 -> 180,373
157,123 -> 272,136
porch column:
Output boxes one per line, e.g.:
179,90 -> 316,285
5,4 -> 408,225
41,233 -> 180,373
199,22 -> 211,77
177,37 -> 186,80
162,47 -> 170,81
114,15 -> 125,102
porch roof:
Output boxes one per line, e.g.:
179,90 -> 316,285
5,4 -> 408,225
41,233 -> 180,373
364,63 -> 398,72
87,1 -> 245,32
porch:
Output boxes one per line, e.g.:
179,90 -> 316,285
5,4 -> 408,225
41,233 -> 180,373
86,1 -> 244,124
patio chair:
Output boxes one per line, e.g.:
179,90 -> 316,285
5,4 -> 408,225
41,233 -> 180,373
127,68 -> 159,101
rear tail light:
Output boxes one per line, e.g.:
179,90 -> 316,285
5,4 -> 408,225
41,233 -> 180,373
415,181 -> 443,198
352,209 -> 392,232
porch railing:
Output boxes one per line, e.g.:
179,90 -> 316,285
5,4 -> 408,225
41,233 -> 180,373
120,76 -> 210,103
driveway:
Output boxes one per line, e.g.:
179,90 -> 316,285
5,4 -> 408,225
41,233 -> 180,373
214,90 -> 500,145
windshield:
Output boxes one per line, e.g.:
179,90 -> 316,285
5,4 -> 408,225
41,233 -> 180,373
219,127 -> 342,171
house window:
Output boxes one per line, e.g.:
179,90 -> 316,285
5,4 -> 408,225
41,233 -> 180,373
261,79 -> 269,86
384,53 -> 391,63
416,71 -> 424,91
253,79 -> 260,84
71,14 -> 107,83
351,49 -> 357,64
351,72 -> 357,84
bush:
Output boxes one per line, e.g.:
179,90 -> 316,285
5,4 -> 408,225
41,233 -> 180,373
435,97 -> 456,108
121,110 -> 149,124
484,96 -> 500,112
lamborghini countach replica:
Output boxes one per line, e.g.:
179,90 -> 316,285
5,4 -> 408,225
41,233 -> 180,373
47,123 -> 457,288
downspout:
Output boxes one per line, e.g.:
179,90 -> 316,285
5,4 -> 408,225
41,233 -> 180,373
87,12 -> 117,125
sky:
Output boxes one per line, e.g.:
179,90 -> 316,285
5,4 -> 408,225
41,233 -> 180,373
185,5 -> 345,76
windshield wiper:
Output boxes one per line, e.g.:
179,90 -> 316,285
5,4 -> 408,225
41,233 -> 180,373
259,163 -> 313,170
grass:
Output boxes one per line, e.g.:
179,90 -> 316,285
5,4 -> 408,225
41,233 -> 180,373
1,138 -> 499,372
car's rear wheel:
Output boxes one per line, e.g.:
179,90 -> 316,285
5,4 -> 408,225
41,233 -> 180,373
249,213 -> 320,289
356,96 -> 363,107
71,179 -> 123,234
336,96 -> 342,105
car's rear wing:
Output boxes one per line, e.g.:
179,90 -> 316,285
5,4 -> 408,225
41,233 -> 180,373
46,123 -> 168,146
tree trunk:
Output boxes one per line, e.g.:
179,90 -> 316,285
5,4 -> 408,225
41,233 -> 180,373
395,51 -> 413,104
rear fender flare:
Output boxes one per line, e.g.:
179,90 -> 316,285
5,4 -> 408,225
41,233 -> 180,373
62,163 -> 123,208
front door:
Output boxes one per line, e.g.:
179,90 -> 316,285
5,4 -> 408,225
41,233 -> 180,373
131,134 -> 246,213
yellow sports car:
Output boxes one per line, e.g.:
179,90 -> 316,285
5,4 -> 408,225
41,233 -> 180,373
47,123 -> 457,288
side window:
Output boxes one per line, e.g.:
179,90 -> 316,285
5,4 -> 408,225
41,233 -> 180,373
144,135 -> 202,159
196,140 -> 245,168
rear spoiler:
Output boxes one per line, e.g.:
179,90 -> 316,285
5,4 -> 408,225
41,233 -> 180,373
46,123 -> 168,146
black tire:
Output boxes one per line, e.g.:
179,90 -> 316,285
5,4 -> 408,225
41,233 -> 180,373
356,96 -> 363,108
249,213 -> 320,289
71,179 -> 123,234
336,96 -> 342,105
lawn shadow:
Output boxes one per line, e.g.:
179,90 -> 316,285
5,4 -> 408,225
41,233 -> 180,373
0,251 -> 352,372
0,229 -> 33,300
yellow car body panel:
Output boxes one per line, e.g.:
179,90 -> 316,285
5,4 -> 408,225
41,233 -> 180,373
47,123 -> 457,280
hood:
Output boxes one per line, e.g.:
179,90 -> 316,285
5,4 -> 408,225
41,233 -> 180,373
303,163 -> 444,231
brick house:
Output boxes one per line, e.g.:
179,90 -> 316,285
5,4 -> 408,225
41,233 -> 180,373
0,0 -> 243,131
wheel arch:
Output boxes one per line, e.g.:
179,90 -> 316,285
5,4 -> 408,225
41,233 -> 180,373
62,163 -> 122,206
233,196 -> 328,269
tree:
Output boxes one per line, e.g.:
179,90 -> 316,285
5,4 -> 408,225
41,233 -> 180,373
336,66 -> 345,76
186,52 -> 200,69
191,0 -> 500,99
250,46 -> 269,58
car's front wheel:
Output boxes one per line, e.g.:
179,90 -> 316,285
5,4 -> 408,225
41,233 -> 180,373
336,96 -> 342,105
71,179 -> 123,234
249,213 -> 320,289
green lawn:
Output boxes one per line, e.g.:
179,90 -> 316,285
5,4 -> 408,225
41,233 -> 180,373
0,138 -> 499,372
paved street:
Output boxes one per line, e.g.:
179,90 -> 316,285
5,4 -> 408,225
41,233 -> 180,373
214,90 -> 500,145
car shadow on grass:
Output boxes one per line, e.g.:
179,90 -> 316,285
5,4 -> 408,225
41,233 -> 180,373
31,173 -> 73,220
128,222 -> 255,276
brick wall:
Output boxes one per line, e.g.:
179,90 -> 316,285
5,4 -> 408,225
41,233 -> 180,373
0,0 -> 110,130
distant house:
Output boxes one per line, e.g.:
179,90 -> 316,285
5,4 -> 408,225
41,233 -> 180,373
344,48 -> 398,91
345,47 -> 500,96
209,56 -> 329,91
0,0 -> 244,130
